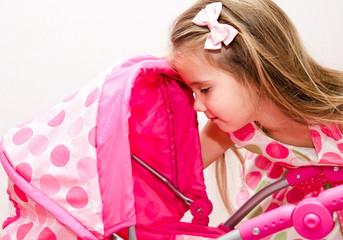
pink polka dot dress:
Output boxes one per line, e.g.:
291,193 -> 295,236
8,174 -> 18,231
228,122 -> 343,239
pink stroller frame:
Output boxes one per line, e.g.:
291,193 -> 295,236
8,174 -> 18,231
216,165 -> 343,239
1,55 -> 343,240
131,153 -> 343,239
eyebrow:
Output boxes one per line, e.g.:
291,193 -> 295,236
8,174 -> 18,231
189,80 -> 211,87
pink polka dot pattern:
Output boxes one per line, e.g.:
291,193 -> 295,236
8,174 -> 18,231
273,161 -> 293,168
321,124 -> 342,141
232,123 -> 255,141
13,184 -> 28,202
245,171 -> 262,190
66,186 -> 89,209
0,180 -> 79,239
266,141 -> 289,159
48,110 -> 66,127
1,76 -> 105,238
39,174 -> 61,196
56,228 -> 79,239
338,143 -> 343,154
38,227 -> 57,240
320,152 -> 343,165
28,134 -> 49,156
88,126 -> 96,148
85,88 -> 100,107
17,222 -> 33,240
56,167 -> 79,187
13,127 -> 33,145
229,122 -> 343,168
228,122 -> 343,238
50,145 -> 70,167
254,155 -> 272,170
35,204 -> 47,225
265,202 -> 279,212
16,162 -> 33,182
266,163 -> 284,179
310,129 -> 322,153
2,235 -> 11,240
77,157 -> 97,180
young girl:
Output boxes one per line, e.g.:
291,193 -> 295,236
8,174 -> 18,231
170,0 -> 343,239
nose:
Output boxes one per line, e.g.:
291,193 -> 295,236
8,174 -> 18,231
193,96 -> 206,112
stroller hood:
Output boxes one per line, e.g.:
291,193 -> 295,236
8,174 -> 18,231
0,56 -> 210,239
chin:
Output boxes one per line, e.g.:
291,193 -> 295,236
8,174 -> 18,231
215,120 -> 247,133
214,122 -> 234,133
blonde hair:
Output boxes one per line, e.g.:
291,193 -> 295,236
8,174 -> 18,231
170,0 -> 343,125
170,0 -> 343,212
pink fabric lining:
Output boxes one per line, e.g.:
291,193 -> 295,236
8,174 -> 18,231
0,141 -> 98,240
97,56 -> 179,234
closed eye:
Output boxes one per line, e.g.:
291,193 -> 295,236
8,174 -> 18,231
200,87 -> 210,93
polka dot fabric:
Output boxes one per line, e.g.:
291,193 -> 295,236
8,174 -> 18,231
1,56 -> 218,240
227,122 -> 343,239
1,75 -> 106,239
0,180 -> 78,240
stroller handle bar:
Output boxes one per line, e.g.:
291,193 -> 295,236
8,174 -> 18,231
217,166 -> 343,240
222,166 -> 323,229
131,154 -> 193,206
222,178 -> 290,230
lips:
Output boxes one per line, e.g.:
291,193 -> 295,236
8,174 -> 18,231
205,113 -> 218,121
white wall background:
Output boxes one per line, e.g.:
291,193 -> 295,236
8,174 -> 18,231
0,0 -> 342,231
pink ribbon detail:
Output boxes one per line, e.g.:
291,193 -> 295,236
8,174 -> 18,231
192,2 -> 238,50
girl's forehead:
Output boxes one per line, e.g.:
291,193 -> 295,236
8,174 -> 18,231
173,53 -> 211,69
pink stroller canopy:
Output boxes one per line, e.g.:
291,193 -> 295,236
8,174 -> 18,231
2,55 -> 343,240
0,55 -> 223,239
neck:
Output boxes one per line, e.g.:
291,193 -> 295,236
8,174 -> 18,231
256,101 -> 313,148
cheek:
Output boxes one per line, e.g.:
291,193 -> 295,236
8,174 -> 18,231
232,86 -> 254,107
206,97 -> 228,114
243,90 -> 260,110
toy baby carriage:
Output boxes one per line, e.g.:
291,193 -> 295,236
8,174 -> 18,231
1,55 -> 343,240
0,55 -> 225,240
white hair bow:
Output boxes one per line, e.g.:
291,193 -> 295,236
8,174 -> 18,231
192,2 -> 238,50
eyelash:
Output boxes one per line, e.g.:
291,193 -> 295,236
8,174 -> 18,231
200,87 -> 210,93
